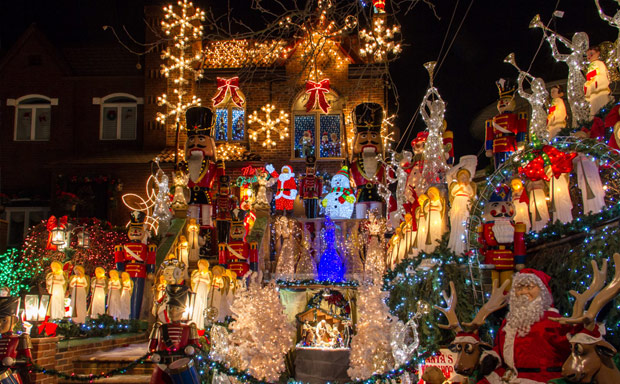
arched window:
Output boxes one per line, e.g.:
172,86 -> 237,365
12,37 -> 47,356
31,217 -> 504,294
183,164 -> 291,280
291,89 -> 344,159
12,95 -> 56,141
97,93 -> 141,140
213,85 -> 246,142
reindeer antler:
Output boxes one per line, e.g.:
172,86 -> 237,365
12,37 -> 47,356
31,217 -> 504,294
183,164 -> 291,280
462,279 -> 510,331
434,281 -> 463,332
581,253 -> 620,330
552,258 -> 609,325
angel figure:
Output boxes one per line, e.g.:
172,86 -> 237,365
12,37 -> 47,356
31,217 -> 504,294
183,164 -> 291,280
68,265 -> 88,323
584,44 -> 612,117
421,187 -> 446,254
512,59 -> 550,142
191,259 -> 211,330
418,87 -> 450,190
385,151 -> 413,227
546,166 -> 573,224
275,216 -> 298,280
120,272 -> 133,320
46,261 -> 66,320
414,194 -> 429,256
526,179 -> 550,232
447,169 -> 476,255
538,22 -> 590,125
364,210 -> 387,277
595,0 -> 620,75
547,85 -> 568,138
171,170 -> 189,210
296,229 -> 317,279
253,169 -> 275,211
387,227 -> 402,271
107,270 -> 122,319
574,154 -> 606,214
90,267 -> 107,319
510,178 -> 531,232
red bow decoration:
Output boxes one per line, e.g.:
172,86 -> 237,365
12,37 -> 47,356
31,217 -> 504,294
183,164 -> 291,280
305,79 -> 331,113
46,215 -> 68,250
518,146 -> 576,181
212,77 -> 244,108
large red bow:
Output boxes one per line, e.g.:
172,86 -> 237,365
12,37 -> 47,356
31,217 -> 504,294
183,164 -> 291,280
305,79 -> 331,113
212,77 -> 244,108
518,146 -> 576,181
46,215 -> 68,250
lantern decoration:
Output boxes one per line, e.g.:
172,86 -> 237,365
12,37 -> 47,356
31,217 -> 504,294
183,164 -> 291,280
75,228 -> 90,249
46,215 -> 68,250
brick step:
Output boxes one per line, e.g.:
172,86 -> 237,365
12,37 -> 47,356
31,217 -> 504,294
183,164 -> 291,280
66,342 -> 154,378
59,374 -> 151,383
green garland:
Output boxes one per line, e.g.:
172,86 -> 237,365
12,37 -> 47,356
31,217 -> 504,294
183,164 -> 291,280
276,279 -> 359,287
558,100 -> 618,137
51,315 -> 145,339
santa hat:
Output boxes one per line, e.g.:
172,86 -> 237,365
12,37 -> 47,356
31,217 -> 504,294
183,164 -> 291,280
512,268 -> 553,307
411,131 -> 428,146
454,331 -> 480,345
335,166 -> 350,179
281,165 -> 293,173
567,323 -> 606,345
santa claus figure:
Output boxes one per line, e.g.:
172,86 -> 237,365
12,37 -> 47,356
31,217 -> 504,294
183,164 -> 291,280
180,107 -> 224,257
479,269 -> 571,384
477,186 -> 526,287
349,102 -> 393,219
265,164 -> 297,214
485,79 -> 527,169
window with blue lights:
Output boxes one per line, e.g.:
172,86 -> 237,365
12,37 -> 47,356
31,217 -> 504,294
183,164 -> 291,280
213,89 -> 246,143
292,90 -> 343,159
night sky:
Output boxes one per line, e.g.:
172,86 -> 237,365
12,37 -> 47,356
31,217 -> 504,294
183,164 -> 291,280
1,0 -> 618,163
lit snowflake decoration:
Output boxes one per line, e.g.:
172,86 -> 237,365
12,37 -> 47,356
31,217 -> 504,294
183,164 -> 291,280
248,104 -> 290,147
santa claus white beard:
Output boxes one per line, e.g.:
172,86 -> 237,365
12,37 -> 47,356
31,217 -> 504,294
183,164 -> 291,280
505,295 -> 545,336
362,152 -> 378,176
491,218 -> 515,244
187,151 -> 204,182
278,172 -> 295,182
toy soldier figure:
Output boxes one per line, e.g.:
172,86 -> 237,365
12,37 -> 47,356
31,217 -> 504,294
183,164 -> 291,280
349,102 -> 393,219
149,284 -> 200,384
179,107 -> 224,257
299,156 -> 323,219
114,211 -> 156,319
485,78 -> 527,169
215,175 -> 235,244
477,186 -> 526,287
0,297 -> 31,384
218,210 -> 257,276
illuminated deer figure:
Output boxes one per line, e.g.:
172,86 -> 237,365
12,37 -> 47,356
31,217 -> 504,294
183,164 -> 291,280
435,279 -> 510,378
552,254 -> 620,384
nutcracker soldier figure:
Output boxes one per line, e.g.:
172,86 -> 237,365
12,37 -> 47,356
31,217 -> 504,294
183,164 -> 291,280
215,175 -> 235,244
114,211 -> 156,319
218,211 -> 258,276
299,156 -> 323,219
149,284 -> 201,384
485,79 -> 527,169
477,186 -> 526,287
179,106 -> 224,257
349,102 -> 393,219
0,297 -> 31,384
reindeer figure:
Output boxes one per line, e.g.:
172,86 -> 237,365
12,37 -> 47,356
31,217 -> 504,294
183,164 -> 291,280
435,279 -> 510,378
552,254 -> 620,384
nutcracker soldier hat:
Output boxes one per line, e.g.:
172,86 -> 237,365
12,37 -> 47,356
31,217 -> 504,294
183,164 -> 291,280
185,106 -> 215,137
305,155 -> 317,166
352,102 -> 383,133
0,297 -> 19,317
219,175 -> 230,186
496,78 -> 516,100
129,210 -> 146,228
489,184 -> 512,202
165,284 -> 189,309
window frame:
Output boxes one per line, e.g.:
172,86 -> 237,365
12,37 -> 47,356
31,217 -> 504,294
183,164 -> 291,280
10,94 -> 57,142
95,93 -> 142,141
213,91 -> 247,143
4,206 -> 50,247
290,90 -> 344,160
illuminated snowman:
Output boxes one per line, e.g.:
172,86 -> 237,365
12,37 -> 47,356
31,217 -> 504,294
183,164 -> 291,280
321,166 -> 356,219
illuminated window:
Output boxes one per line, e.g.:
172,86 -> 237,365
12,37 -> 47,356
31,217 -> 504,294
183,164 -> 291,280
97,94 -> 141,140
291,90 -> 343,159
11,95 -> 56,141
213,90 -> 246,142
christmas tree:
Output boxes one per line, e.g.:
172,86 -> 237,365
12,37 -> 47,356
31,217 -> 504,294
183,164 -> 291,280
317,216 -> 345,282
227,275 -> 295,382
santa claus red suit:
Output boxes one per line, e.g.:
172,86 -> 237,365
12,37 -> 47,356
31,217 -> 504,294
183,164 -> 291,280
266,164 -> 297,211
479,269 -> 571,384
